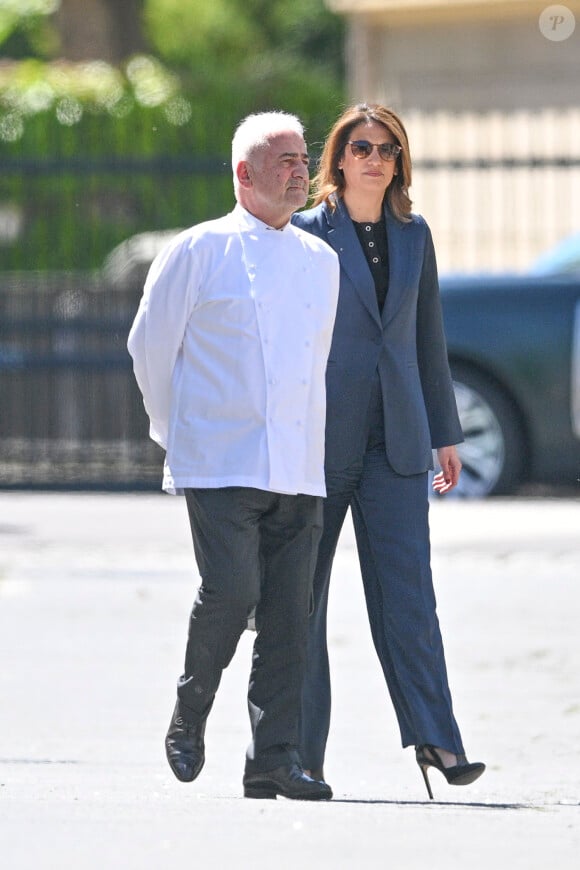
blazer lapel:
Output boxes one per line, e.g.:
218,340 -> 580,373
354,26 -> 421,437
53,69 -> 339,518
323,200 -> 382,327
381,208 -> 414,326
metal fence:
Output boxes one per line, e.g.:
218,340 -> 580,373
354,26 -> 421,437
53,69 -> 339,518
2,108 -> 580,489
0,145 -> 231,489
0,152 -> 234,271
407,107 -> 580,273
0,270 -> 163,488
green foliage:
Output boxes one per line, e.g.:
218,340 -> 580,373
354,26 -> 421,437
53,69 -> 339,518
0,52 -> 237,269
143,0 -> 262,67
144,0 -> 343,76
0,0 -> 345,142
0,55 -> 182,131
142,0 -> 345,141
0,0 -> 346,270
0,94 -> 235,270
0,0 -> 59,58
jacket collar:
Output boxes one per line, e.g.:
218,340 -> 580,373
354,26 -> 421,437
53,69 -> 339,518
322,197 -> 380,325
322,196 -> 412,327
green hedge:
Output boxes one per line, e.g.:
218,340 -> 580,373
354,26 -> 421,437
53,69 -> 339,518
0,57 -> 343,271
0,59 -> 238,269
0,108 -> 236,270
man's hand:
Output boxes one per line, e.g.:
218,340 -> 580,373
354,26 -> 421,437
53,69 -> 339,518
432,445 -> 462,495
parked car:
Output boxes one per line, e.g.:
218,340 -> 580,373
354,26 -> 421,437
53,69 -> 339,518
440,244 -> 580,495
529,231 -> 580,277
104,231 -> 580,497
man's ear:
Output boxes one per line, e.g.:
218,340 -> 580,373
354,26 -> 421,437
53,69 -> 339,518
236,161 -> 252,189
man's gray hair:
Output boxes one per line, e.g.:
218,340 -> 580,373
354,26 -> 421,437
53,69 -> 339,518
231,111 -> 304,192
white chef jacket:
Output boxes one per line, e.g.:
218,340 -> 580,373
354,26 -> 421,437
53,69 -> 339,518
127,205 -> 339,495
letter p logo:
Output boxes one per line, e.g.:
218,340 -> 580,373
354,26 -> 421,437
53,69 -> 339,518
539,5 -> 576,41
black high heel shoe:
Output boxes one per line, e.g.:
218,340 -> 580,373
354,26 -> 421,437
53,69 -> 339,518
415,744 -> 485,800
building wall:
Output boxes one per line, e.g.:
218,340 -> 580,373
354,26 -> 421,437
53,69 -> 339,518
327,1 -> 580,271
406,108 -> 580,273
346,14 -> 580,112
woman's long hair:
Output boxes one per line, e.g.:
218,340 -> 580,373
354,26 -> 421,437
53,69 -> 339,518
312,103 -> 413,222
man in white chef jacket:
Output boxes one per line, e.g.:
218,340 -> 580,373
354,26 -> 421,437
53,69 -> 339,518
128,112 -> 339,801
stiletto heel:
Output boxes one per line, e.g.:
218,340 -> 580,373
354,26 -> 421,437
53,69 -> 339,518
418,763 -> 434,800
415,744 -> 485,800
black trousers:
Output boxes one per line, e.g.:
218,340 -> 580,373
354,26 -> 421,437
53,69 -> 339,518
177,486 -> 323,772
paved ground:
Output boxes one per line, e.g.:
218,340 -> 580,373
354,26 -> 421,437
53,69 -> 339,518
0,492 -> 578,869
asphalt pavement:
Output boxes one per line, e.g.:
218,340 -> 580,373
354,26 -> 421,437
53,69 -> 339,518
0,491 -> 578,869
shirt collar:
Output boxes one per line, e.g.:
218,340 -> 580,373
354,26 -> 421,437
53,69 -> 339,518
234,203 -> 291,233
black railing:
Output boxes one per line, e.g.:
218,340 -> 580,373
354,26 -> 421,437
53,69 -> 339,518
1,150 -> 579,489
0,154 -> 234,271
0,271 -> 163,489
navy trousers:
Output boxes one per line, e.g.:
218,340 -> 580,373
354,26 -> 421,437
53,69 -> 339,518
178,486 -> 323,772
300,375 -> 464,772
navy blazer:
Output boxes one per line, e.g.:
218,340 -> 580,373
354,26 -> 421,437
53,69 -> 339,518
292,197 -> 463,476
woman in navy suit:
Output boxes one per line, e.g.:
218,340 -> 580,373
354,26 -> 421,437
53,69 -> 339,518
292,104 -> 485,798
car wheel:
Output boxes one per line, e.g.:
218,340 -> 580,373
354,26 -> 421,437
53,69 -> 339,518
447,363 -> 526,497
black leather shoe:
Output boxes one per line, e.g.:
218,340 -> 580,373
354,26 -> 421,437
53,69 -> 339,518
305,766 -> 325,782
165,702 -> 206,783
243,763 -> 333,800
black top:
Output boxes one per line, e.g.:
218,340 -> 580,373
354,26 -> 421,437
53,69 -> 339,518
352,216 -> 389,312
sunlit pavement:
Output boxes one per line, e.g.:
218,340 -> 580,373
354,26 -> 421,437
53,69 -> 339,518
1,492 -> 578,869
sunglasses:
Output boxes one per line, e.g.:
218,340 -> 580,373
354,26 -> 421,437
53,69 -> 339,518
347,140 -> 402,162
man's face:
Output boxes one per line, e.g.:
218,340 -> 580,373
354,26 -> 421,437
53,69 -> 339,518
237,131 -> 310,228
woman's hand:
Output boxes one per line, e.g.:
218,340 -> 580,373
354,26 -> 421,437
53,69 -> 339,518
432,445 -> 462,494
